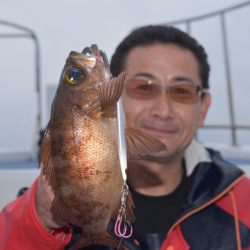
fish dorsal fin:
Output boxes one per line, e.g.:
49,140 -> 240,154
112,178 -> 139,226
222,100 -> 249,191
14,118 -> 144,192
39,125 -> 56,189
126,127 -> 167,159
99,72 -> 126,117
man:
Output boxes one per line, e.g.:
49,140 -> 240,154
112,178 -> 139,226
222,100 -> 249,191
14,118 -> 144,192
1,25 -> 250,250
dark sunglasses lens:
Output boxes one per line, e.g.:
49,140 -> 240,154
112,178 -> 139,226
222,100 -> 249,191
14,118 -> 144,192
126,79 -> 159,100
169,84 -> 201,104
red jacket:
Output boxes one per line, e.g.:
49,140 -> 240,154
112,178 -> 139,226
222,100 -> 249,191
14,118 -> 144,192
1,147 -> 250,250
0,178 -> 72,250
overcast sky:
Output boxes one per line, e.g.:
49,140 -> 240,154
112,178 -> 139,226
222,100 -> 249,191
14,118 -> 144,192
0,0 -> 250,157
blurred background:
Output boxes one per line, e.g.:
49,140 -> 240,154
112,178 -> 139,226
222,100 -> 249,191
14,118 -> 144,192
0,0 -> 250,208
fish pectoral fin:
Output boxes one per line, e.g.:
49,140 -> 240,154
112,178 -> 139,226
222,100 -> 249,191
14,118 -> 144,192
126,127 -> 167,160
99,72 -> 126,117
39,125 -> 56,188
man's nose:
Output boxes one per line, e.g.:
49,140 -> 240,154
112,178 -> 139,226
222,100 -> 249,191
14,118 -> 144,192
149,91 -> 174,119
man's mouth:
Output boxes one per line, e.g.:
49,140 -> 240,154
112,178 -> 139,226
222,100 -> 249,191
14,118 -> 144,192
141,122 -> 180,139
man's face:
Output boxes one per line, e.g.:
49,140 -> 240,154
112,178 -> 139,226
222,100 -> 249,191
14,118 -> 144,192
122,43 -> 211,159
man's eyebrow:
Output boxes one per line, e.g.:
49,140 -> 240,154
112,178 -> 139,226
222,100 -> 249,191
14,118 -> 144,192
173,76 -> 195,84
132,72 -> 156,79
131,73 -> 196,84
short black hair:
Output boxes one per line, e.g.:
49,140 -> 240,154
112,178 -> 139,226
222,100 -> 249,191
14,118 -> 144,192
110,25 -> 210,89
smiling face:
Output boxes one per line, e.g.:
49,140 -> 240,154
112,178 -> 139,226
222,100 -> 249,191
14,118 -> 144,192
122,43 -> 211,161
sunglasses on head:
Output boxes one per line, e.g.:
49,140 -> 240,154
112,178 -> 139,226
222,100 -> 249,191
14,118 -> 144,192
125,78 -> 204,104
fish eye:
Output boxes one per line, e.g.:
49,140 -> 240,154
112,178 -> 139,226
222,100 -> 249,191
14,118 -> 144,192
63,67 -> 83,85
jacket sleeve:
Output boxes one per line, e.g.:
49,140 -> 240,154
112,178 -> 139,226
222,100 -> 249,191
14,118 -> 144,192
0,178 -> 72,250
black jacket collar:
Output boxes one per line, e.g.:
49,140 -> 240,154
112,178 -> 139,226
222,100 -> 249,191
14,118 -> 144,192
181,147 -> 244,215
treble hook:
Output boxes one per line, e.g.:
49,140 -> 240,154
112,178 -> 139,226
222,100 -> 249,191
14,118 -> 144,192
114,212 -> 133,238
114,183 -> 133,239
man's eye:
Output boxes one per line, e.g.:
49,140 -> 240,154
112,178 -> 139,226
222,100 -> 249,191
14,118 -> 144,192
137,84 -> 152,91
173,87 -> 190,95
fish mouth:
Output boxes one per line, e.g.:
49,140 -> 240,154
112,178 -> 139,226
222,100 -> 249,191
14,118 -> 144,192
69,45 -> 106,69
70,53 -> 97,68
82,44 -> 109,69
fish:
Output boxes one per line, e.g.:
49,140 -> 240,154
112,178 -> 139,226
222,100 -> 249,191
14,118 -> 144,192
39,44 -> 166,250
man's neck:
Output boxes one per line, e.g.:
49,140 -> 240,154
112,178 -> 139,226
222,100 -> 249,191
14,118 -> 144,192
127,157 -> 184,197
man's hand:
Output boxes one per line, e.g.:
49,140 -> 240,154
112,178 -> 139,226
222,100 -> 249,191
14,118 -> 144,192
35,174 -> 67,231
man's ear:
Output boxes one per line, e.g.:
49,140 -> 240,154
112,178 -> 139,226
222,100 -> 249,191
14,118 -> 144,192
197,91 -> 211,127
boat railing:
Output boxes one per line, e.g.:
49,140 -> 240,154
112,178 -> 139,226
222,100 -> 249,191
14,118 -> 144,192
0,20 -> 41,162
164,0 -> 250,146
